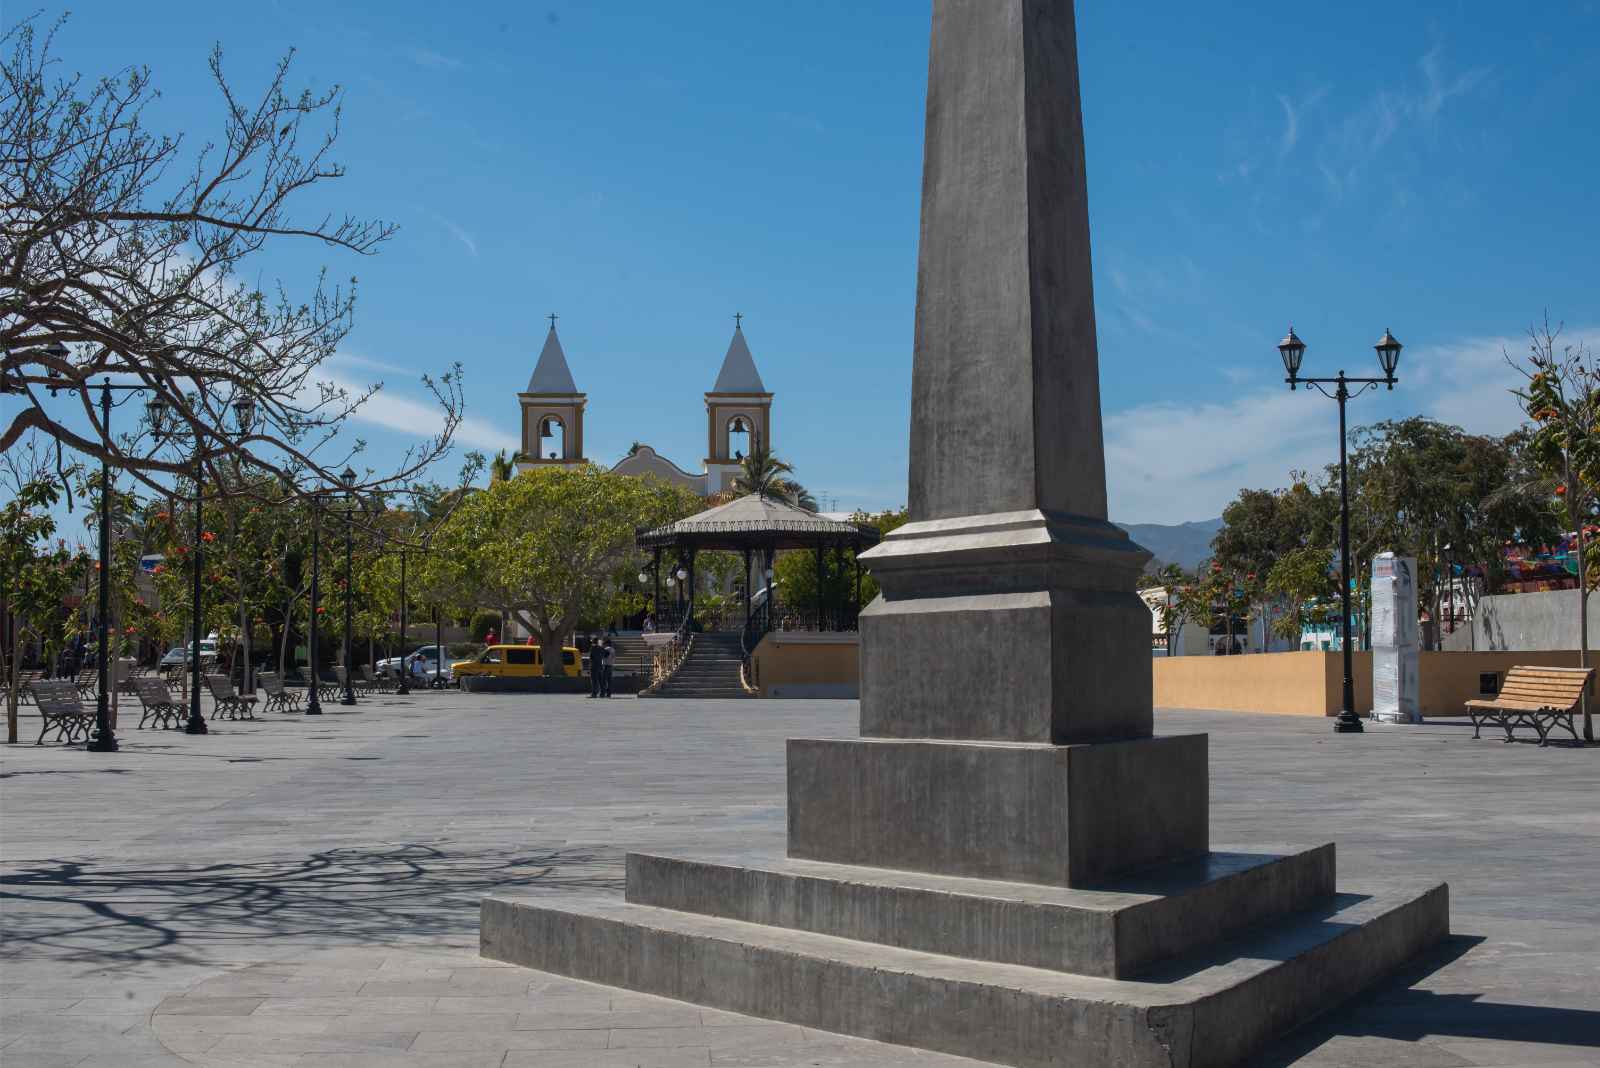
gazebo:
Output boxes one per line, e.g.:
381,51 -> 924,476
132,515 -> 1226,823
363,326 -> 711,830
636,494 -> 880,641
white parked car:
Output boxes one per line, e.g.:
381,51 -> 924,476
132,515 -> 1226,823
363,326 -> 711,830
376,645 -> 452,684
159,639 -> 218,670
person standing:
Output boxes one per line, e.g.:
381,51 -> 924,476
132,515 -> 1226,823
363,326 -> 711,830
601,638 -> 615,698
587,637 -> 604,698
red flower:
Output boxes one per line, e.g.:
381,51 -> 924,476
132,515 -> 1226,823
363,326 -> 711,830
156,511 -> 171,522
316,606 -> 327,615
1555,485 -> 1567,497
152,564 -> 165,575
201,531 -> 217,543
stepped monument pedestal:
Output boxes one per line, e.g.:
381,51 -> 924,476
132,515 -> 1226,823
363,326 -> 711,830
480,2 -> 1449,1064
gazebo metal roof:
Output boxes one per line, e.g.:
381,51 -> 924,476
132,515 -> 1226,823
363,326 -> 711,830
637,493 -> 879,553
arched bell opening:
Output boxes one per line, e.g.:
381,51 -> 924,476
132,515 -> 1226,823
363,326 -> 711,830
538,415 -> 567,460
727,415 -> 753,460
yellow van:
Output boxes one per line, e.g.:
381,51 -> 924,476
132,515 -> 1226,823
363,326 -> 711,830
451,643 -> 582,680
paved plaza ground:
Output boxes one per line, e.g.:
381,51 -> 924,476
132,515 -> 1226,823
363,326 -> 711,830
1,691 -> 1596,1067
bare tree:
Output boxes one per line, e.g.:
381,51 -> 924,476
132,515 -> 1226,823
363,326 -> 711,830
1,16 -> 464,500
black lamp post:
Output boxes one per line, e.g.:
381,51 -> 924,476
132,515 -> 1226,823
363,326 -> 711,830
339,466 -> 358,706
147,392 -> 255,734
395,540 -> 411,696
86,377 -> 132,753
1278,326 -> 1403,734
305,490 -> 324,715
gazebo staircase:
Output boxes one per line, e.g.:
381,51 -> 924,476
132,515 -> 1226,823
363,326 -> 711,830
640,633 -> 751,700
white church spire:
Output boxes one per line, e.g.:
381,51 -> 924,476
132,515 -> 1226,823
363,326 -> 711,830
711,316 -> 767,394
527,316 -> 579,394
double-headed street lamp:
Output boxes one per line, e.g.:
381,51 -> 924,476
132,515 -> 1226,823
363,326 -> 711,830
1277,326 -> 1404,734
83,376 -> 152,753
146,391 -> 256,736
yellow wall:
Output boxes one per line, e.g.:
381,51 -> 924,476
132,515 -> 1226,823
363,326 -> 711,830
1153,649 -> 1592,717
750,635 -> 859,699
1153,652 -> 1365,716
1417,651 -> 1591,716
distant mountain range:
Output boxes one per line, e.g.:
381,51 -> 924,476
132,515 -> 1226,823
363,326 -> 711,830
1114,517 -> 1223,573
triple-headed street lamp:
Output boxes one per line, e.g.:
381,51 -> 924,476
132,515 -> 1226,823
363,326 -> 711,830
1277,326 -> 1403,734
146,391 -> 257,736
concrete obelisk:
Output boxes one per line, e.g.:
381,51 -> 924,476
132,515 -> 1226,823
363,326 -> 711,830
481,5 -> 1449,1063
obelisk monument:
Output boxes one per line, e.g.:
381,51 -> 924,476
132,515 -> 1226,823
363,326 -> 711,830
482,5 -> 1450,1063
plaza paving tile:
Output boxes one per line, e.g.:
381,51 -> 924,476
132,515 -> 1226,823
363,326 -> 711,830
2,691 -> 1597,1066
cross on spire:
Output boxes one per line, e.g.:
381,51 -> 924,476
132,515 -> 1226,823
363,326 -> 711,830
547,313 -> 559,330
734,312 -> 743,330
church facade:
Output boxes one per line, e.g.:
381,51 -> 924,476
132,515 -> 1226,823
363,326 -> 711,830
516,320 -> 773,497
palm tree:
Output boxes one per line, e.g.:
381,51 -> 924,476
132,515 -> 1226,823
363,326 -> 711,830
733,446 -> 817,511
488,451 -> 527,484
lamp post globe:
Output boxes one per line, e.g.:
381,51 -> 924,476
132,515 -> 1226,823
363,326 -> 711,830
1278,327 -> 1306,385
1375,329 -> 1403,384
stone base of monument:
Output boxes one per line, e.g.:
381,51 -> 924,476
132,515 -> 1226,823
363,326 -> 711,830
481,841 -> 1447,1067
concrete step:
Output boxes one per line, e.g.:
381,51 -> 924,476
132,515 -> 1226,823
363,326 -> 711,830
481,879 -> 1448,1068
624,845 -> 1335,979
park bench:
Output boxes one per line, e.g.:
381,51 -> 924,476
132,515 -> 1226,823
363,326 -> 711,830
31,679 -> 95,745
360,664 -> 391,693
1466,665 -> 1594,747
334,665 -> 370,698
11,669 -> 44,705
205,673 -> 257,721
257,671 -> 303,714
131,677 -> 185,730
74,669 -> 97,700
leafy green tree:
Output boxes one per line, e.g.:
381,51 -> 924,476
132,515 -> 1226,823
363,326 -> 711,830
1265,547 -> 1337,644
429,466 -> 698,674
3,478 -> 90,742
1148,563 -> 1206,658
1347,418 -> 1556,647
1511,318 -> 1598,741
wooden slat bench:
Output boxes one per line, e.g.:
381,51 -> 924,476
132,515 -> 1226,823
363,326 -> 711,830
131,677 -> 185,730
32,679 -> 95,744
1466,665 -> 1594,746
257,671 -> 303,714
205,673 -> 257,721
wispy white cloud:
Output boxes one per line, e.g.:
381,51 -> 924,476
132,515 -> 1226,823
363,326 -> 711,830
312,372 -> 519,455
436,216 -> 479,258
1315,48 -> 1490,199
406,47 -> 463,71
329,351 -> 412,376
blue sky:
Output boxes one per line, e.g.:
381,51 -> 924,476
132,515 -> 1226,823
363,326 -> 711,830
11,0 -> 1599,533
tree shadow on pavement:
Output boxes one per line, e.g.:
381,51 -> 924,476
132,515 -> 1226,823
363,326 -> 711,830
0,843 -> 619,967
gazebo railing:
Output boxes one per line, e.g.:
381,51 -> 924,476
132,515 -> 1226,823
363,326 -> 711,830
644,612 -> 695,694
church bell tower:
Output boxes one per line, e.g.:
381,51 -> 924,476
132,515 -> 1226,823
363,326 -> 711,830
518,316 -> 587,471
704,316 -> 773,495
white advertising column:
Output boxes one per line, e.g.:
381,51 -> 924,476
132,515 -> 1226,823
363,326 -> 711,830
1372,552 -> 1421,723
